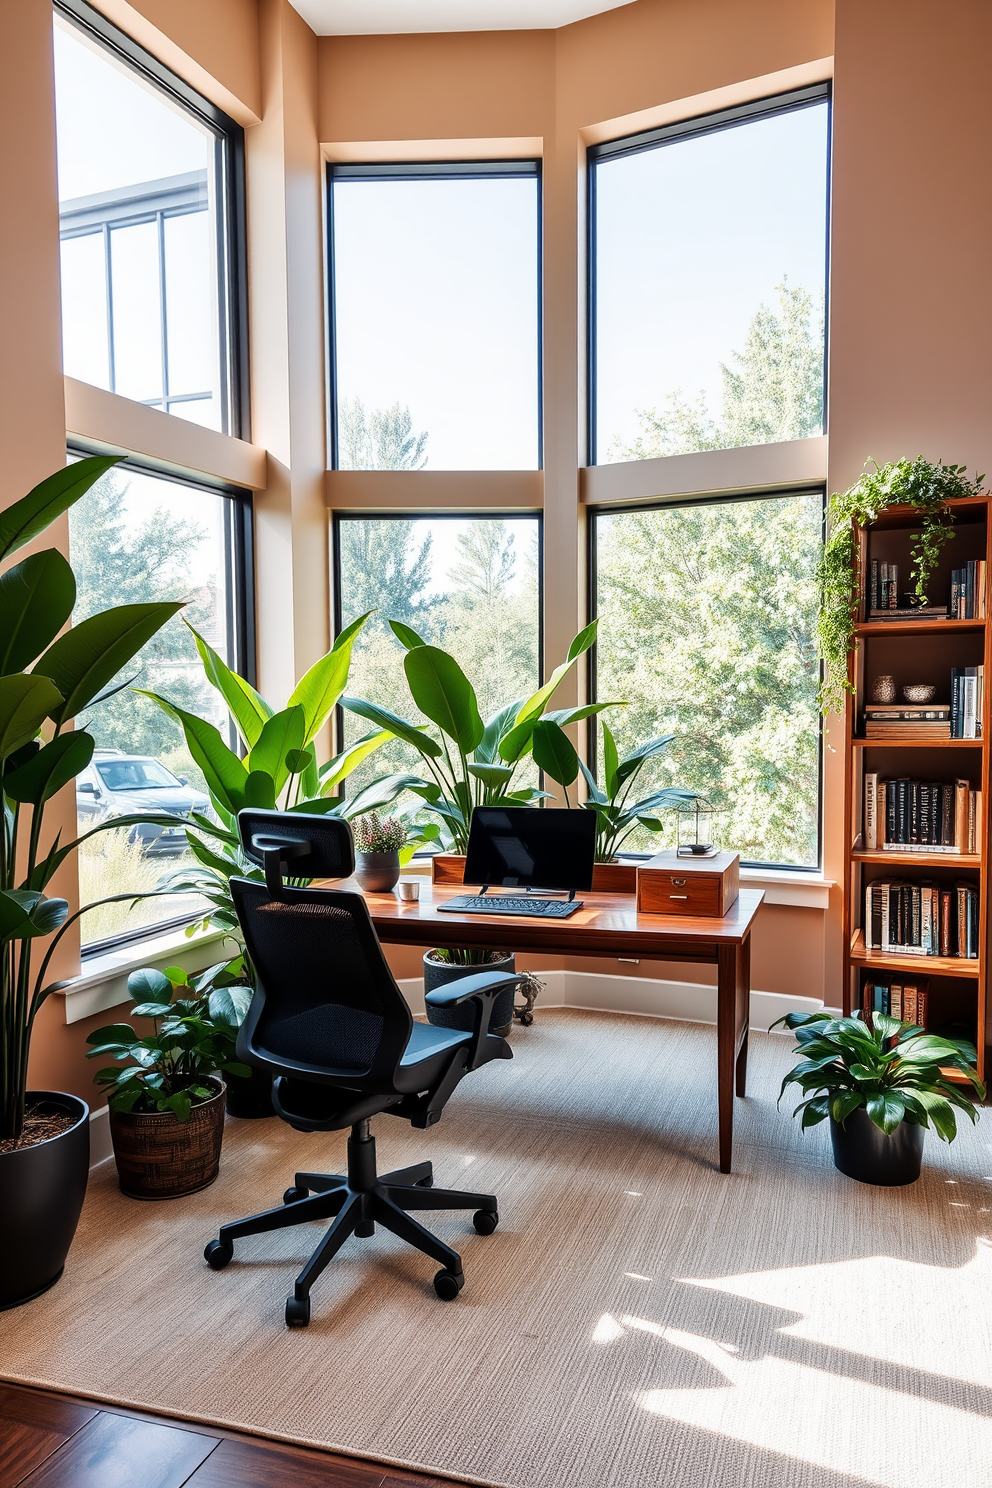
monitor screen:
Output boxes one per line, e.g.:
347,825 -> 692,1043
463,807 -> 596,892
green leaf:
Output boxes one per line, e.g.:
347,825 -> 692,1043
496,714 -> 537,764
543,701 -> 626,727
0,456 -> 119,563
319,730 -> 392,794
830,1090 -> 863,1125
403,646 -> 484,752
288,613 -> 371,744
0,888 -> 68,942
340,772 -> 425,818
467,763 -> 516,788
341,696 -> 443,758
513,625 -> 597,730
185,620 -> 272,748
0,550 -> 76,674
129,1002 -> 175,1019
244,770 -> 277,809
127,968 -> 173,1004
138,692 -> 249,814
388,618 -> 428,650
248,705 -> 306,794
866,1092 -> 906,1135
579,759 -> 608,806
0,674 -> 64,760
566,620 -> 598,663
207,985 -> 253,1028
164,1090 -> 192,1122
36,603 -> 184,723
531,719 -> 579,788
602,720 -> 620,797
2,730 -> 93,806
476,700 -> 522,764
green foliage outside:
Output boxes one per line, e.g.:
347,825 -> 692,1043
337,396 -> 428,470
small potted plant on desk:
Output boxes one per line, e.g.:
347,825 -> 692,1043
86,960 -> 252,1199
775,1010 -> 985,1185
353,811 -> 407,892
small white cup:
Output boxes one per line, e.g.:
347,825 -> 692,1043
397,880 -> 421,902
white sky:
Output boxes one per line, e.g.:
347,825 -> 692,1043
594,101 -> 829,457
333,176 -> 540,470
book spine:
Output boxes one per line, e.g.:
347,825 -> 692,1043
890,981 -> 903,1019
964,671 -> 978,739
978,665 -> 984,739
904,981 -> 918,1025
917,982 -> 929,1029
870,558 -> 879,613
955,778 -> 969,849
957,884 -> 967,957
881,883 -> 891,952
911,883 -> 921,948
940,889 -> 952,956
864,771 -> 878,851
878,781 -> 887,846
980,560 -> 987,619
889,564 -> 898,609
969,788 -> 977,854
967,560 -> 976,620
951,570 -> 961,618
951,668 -> 961,737
921,889 -> 932,955
896,779 -> 909,844
871,883 -> 883,949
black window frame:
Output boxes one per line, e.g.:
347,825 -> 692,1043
67,443 -> 256,961
330,509 -> 545,802
586,82 -> 832,467
586,485 -> 826,873
326,159 -> 543,472
54,0 -> 250,441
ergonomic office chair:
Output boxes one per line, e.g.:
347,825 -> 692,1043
203,809 -> 523,1327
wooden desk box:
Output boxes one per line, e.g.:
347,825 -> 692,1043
636,850 -> 740,918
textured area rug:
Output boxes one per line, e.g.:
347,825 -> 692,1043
3,1009 -> 992,1488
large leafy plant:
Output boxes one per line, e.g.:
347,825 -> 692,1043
342,618 -> 612,853
579,720 -> 697,862
775,1010 -> 985,1139
1,459 -> 184,1141
817,457 -> 984,714
141,619 -> 423,941
85,958 -> 252,1119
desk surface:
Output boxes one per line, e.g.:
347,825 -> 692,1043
338,879 -> 764,961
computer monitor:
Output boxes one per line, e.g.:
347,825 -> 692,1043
464,807 -> 596,893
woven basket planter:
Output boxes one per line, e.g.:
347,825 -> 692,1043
109,1078 -> 226,1200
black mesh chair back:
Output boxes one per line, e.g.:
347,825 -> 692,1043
232,878 -> 413,1086
239,808 -> 355,898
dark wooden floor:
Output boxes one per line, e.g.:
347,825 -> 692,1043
0,1382 -> 468,1488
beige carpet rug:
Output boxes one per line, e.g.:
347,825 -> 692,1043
3,1009 -> 992,1488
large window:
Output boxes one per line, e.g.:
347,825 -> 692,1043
334,515 -> 541,796
592,491 -> 822,868
69,460 -> 251,949
590,86 -> 830,464
329,163 -> 541,471
54,3 -> 245,433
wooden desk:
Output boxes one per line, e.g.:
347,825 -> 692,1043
349,879 -> 765,1174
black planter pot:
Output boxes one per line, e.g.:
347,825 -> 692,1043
830,1107 -> 925,1186
225,1062 -> 275,1119
423,951 -> 516,1038
355,851 -> 401,893
0,1092 -> 89,1309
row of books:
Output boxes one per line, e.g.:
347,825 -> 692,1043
950,667 -> 984,737
863,775 -> 982,853
863,880 -> 980,957
861,977 -> 928,1027
867,559 -> 987,619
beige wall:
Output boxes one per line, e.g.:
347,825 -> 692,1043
6,0 -> 992,1100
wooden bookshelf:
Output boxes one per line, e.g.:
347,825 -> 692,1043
842,495 -> 990,1084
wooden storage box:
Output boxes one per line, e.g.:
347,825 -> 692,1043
636,850 -> 740,918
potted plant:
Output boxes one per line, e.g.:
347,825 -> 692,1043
816,456 -> 984,713
0,458 -> 186,1306
352,810 -> 405,891
85,960 -> 252,1199
578,719 -> 698,889
423,946 -> 519,1038
775,1009 -> 985,1185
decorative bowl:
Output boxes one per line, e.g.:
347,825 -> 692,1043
901,684 -> 936,704
870,675 -> 897,703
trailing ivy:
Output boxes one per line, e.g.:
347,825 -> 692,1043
817,457 -> 984,714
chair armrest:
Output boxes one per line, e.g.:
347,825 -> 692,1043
424,969 -> 523,1008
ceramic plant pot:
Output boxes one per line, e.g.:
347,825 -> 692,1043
355,850 -> 401,893
109,1078 -> 226,1200
0,1092 -> 89,1309
423,951 -> 517,1038
830,1107 -> 924,1186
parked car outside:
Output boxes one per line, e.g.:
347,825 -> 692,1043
76,749 -> 211,856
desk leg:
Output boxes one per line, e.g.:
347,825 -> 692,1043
717,940 -> 749,1174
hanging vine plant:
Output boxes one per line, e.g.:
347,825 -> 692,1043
817,457 -> 985,714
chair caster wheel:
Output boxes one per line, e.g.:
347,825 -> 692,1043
283,1185 -> 308,1205
433,1269 -> 464,1301
204,1240 -> 233,1270
473,1209 -> 498,1235
285,1294 -> 311,1327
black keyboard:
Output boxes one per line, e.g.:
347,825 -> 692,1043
439,894 -> 583,919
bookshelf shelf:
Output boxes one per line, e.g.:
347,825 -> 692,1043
850,930 -> 980,980
843,494 -> 990,1082
856,618 -> 986,637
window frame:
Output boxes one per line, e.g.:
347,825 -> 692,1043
326,159 -> 544,472
586,81 -> 832,468
54,0 -> 250,440
330,509 -> 545,785
586,485 -> 826,873
67,442 -> 256,960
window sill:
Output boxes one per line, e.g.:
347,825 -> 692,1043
739,868 -> 833,908
60,924 -> 233,1025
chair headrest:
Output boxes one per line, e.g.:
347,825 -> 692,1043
238,810 -> 355,898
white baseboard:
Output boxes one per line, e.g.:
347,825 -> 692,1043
399,968 -> 831,1033
87,973 -> 833,1172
